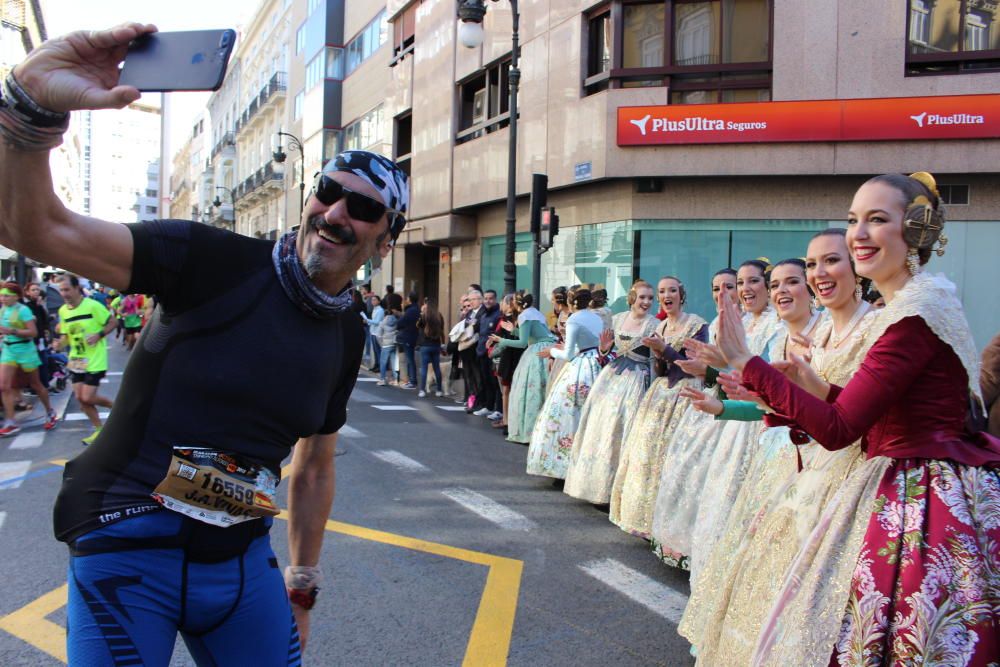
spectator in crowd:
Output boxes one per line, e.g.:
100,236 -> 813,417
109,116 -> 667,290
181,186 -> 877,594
473,289 -> 502,418
376,293 -> 402,386
416,298 -> 446,398
461,290 -> 485,411
364,295 -> 384,372
396,292 -> 421,389
446,294 -> 471,399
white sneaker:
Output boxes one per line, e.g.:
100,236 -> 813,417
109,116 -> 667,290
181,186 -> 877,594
473,407 -> 491,416
487,411 -> 503,421
435,390 -> 443,397
418,390 -> 426,398
376,380 -> 386,386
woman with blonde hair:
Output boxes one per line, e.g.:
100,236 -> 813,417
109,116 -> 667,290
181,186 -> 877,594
564,280 -> 658,504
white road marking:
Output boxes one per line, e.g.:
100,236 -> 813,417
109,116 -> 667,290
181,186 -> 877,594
436,406 -> 468,412
0,461 -> 33,489
355,377 -> 379,382
0,512 -> 6,532
441,488 -> 536,531
372,405 -> 417,411
339,425 -> 365,438
371,450 -> 429,472
106,372 -> 123,376
65,412 -> 111,422
578,558 -> 689,624
10,432 -> 45,450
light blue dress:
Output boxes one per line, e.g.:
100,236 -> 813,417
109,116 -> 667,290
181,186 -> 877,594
494,309 -> 556,444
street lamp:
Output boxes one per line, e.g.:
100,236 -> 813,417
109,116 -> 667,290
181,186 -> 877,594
213,185 -> 237,229
457,0 -> 520,296
272,130 -> 305,218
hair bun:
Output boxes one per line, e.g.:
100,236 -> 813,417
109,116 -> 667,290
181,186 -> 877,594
908,171 -> 940,199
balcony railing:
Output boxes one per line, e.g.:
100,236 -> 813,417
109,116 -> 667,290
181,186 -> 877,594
235,72 -> 287,134
235,162 -> 283,201
211,132 -> 236,158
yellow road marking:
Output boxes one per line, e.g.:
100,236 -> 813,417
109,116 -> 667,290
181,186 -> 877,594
0,585 -> 68,663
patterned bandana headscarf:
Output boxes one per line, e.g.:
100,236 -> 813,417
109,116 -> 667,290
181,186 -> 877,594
324,150 -> 409,216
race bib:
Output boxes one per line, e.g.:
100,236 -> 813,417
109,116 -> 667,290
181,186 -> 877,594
67,357 -> 89,373
151,447 -> 280,528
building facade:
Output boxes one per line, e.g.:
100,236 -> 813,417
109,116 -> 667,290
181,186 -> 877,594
134,160 -> 161,223
380,0 -> 1000,346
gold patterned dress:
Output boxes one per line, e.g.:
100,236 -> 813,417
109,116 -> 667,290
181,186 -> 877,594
680,304 -> 877,663
563,312 -> 659,504
609,312 -> 709,537
650,308 -> 781,569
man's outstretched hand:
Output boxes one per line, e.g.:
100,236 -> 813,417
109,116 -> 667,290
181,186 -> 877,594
12,23 -> 157,113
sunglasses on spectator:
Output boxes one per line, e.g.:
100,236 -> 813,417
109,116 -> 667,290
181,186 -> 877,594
312,173 -> 404,226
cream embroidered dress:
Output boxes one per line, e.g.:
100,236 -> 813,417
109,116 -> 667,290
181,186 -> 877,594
650,307 -> 781,569
563,312 -> 658,504
609,312 -> 709,537
680,305 -> 877,663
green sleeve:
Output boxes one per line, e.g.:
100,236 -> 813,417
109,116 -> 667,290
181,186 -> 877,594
715,400 -> 765,422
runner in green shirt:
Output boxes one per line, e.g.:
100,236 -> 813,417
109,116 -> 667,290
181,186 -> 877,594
0,282 -> 58,436
55,275 -> 116,444
120,293 -> 144,351
108,292 -> 124,343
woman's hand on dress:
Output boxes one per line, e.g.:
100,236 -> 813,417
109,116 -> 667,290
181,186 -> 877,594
679,386 -> 724,416
487,334 -> 501,345
674,358 -> 707,378
500,320 -> 515,332
683,338 -> 726,369
641,333 -> 666,354
716,291 -> 752,370
537,346 -> 553,359
13,23 -> 158,112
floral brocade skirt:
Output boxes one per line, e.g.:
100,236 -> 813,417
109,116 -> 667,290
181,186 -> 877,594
526,351 -> 602,480
505,341 -> 553,444
608,376 -> 699,538
751,457 -> 1000,667
563,356 -> 651,504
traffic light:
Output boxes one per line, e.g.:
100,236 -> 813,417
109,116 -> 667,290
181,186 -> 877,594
540,206 -> 559,250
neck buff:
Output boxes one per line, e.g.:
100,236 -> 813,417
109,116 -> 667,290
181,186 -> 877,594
272,231 -> 354,319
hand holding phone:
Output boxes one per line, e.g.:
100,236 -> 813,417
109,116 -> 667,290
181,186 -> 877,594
118,29 -> 236,92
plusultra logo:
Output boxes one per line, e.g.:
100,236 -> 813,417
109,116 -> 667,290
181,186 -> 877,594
910,111 -> 984,128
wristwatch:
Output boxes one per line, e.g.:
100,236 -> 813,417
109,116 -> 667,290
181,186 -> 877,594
287,587 -> 319,610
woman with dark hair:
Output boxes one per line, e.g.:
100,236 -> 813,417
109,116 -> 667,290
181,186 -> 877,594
486,294 -> 522,431
650,258 -> 781,569
490,292 -> 556,444
682,229 -> 880,662
588,287 -> 613,330
714,173 -> 1000,666
610,274 -> 711,538
415,298 -> 445,398
527,288 -> 603,480
564,280 -> 658,504
375,293 -> 402,386
22,281 -> 52,389
0,281 -> 58,435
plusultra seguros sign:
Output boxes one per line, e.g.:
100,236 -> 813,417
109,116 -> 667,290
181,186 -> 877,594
617,94 -> 1000,146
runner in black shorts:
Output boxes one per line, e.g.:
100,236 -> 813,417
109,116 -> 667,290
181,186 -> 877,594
1,23 -> 409,665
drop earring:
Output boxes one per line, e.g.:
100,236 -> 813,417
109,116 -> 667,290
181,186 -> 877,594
855,276 -> 863,302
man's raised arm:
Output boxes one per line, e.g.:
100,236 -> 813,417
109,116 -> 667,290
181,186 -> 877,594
0,23 -> 158,290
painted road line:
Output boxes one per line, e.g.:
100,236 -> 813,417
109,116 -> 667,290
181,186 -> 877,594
441,488 -> 536,532
0,461 -> 32,489
371,450 -> 429,473
0,465 -> 61,489
578,558 -> 688,624
372,405 -> 417,411
106,371 -> 123,376
10,432 -> 45,450
64,412 -> 111,422
355,377 -> 380,382
0,511 -> 6,532
436,406 -> 468,412
340,425 -> 365,438
0,584 -> 68,663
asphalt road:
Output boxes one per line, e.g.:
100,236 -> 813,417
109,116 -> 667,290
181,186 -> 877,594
0,343 -> 697,666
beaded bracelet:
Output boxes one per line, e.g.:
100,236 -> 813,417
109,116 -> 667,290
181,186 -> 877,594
0,72 -> 69,152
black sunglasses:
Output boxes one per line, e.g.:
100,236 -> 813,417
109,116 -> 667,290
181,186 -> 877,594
312,173 -> 403,227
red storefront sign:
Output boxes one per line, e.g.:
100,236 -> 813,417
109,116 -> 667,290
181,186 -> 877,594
617,94 -> 1000,146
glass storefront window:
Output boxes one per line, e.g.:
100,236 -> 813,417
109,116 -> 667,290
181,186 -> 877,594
480,233 -> 534,300
724,0 -> 770,62
623,4 -> 666,68
538,221 -> 635,316
674,2 -> 720,66
909,0 -> 961,53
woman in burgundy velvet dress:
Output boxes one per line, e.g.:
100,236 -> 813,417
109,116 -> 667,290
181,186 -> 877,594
715,172 -> 1000,666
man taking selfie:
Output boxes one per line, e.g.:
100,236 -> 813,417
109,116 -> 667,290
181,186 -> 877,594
0,23 -> 409,666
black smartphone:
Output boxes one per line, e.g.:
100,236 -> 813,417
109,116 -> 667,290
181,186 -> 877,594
119,29 -> 236,92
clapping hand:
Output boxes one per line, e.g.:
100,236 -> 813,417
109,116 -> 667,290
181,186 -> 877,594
719,371 -> 771,411
13,23 -> 158,113
500,320 -> 515,332
716,290 -> 752,370
599,329 -> 614,355
679,386 -> 724,416
674,358 -> 708,379
683,338 -> 726,369
641,333 -> 666,355
770,353 -> 829,399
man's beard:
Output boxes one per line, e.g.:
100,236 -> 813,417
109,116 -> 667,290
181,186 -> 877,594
301,214 -> 359,279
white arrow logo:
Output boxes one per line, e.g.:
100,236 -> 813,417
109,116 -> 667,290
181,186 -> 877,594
630,114 -> 652,136
910,112 -> 927,128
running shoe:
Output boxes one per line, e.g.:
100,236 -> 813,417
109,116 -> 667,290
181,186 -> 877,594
43,411 -> 58,431
487,411 -> 503,421
402,383 -> 417,390
0,423 -> 20,437
81,428 -> 102,446
418,390 -> 426,398
473,407 -> 491,416
435,391 -> 443,397
376,380 -> 387,386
